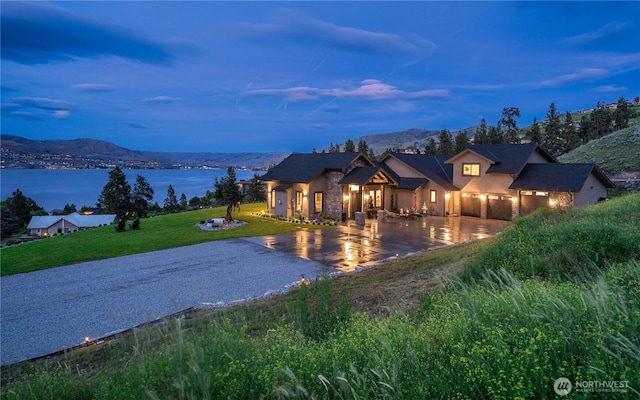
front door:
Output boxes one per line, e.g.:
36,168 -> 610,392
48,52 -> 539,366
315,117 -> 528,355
350,190 -> 362,219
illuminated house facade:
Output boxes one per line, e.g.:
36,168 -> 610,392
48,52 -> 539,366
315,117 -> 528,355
261,144 -> 614,221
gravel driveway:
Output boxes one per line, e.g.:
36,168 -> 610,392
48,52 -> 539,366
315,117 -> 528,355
0,239 -> 325,366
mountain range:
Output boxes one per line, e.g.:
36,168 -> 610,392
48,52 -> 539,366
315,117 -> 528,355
1,129 -> 451,170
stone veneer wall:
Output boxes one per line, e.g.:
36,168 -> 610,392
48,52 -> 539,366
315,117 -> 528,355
325,171 -> 345,220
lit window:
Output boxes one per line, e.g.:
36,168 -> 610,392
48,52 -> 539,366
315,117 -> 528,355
368,189 -> 382,207
462,163 -> 481,176
314,192 -> 323,213
430,190 -> 437,203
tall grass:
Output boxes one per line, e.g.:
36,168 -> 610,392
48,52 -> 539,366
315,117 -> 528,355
459,194 -> 640,282
3,194 -> 639,398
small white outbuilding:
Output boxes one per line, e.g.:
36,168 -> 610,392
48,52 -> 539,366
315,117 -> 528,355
27,212 -> 117,237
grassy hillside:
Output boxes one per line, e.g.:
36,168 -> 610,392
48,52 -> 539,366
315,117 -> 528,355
558,119 -> 640,173
2,193 -> 639,398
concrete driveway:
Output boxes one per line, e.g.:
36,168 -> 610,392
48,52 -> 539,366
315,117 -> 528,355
246,215 -> 511,271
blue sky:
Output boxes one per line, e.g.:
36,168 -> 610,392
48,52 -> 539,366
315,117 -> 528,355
2,1 -> 639,153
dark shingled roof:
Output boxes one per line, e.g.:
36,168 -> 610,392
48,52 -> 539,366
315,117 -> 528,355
510,163 -> 615,192
339,167 -> 381,185
449,143 -> 556,175
261,153 -> 370,183
385,153 -> 457,190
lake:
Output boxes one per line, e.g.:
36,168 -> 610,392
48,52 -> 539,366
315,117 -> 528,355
0,169 -> 259,212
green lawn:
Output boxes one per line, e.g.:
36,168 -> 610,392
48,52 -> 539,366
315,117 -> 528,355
0,203 -> 331,276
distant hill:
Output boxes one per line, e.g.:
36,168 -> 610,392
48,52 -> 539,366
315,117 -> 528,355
332,127 -> 476,154
0,135 -> 290,170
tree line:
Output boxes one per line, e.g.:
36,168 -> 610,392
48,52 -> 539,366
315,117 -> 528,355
1,167 -> 266,239
314,96 -> 637,159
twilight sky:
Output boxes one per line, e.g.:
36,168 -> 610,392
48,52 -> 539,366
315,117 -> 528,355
2,1 -> 639,153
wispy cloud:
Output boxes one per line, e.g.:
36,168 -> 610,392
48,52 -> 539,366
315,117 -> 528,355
5,97 -> 77,111
563,22 -> 630,47
229,9 -> 435,57
593,85 -> 628,93
241,79 -> 449,102
0,2 -> 196,65
140,96 -> 183,103
123,121 -> 149,129
538,68 -> 609,88
72,83 -> 117,92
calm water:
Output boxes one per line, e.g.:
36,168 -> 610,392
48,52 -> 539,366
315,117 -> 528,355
0,169 -> 258,212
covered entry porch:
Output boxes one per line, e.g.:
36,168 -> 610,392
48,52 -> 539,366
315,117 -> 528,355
339,167 -> 395,220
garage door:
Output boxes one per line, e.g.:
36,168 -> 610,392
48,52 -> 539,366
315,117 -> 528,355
461,194 -> 481,217
520,191 -> 548,215
487,195 -> 513,220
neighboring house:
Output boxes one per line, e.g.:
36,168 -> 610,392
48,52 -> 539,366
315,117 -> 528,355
27,212 -> 117,237
261,144 -> 614,222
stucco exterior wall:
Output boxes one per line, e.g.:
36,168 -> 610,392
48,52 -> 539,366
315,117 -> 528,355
574,173 -> 608,207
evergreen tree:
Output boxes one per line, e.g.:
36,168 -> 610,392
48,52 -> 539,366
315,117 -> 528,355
344,139 -> 356,152
473,118 -> 489,144
97,167 -> 132,218
424,138 -> 437,155
245,173 -> 266,202
179,193 -> 188,209
529,117 -> 542,144
357,139 -> 369,154
1,206 -> 20,238
163,184 -> 178,213
437,129 -> 455,154
590,101 -> 612,137
561,111 -> 580,153
543,103 -> 562,155
214,167 -> 242,221
488,125 -> 504,144
454,130 -> 469,153
578,114 -> 592,144
3,188 -> 45,226
498,106 -> 521,144
614,96 -> 630,130
63,203 -> 77,215
367,147 -> 376,161
132,174 -> 154,217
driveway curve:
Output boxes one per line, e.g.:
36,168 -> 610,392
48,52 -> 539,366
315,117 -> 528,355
1,239 -> 325,366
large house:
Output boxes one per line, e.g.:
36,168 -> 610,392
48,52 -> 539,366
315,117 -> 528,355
27,212 -> 117,237
261,143 -> 614,222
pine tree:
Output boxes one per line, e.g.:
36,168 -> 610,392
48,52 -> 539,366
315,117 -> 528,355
437,129 -> 455,154
529,117 -> 542,144
424,138 -> 437,155
97,167 -> 132,218
163,184 -> 178,213
179,193 -> 188,209
245,173 -> 266,202
498,106 -> 521,144
344,139 -> 356,152
590,102 -> 612,137
561,111 -> 580,153
214,167 -> 242,221
488,125 -> 504,144
474,118 -> 489,144
357,139 -> 369,154
132,174 -> 154,217
614,96 -> 630,130
543,103 -> 562,156
454,130 -> 469,153
4,188 -> 44,226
